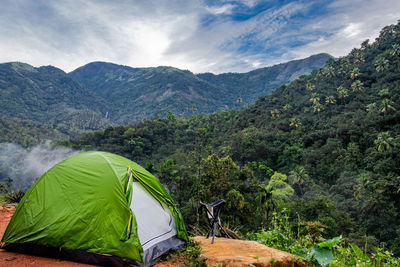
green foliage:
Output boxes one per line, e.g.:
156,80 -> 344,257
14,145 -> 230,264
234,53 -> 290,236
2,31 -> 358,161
251,210 -> 400,266
310,244 -> 334,266
267,172 -> 294,202
4,190 -> 25,203
160,238 -> 207,266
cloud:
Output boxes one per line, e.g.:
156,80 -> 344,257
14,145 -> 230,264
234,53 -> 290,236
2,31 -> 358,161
285,0 -> 400,60
0,0 -> 399,74
0,142 -> 80,189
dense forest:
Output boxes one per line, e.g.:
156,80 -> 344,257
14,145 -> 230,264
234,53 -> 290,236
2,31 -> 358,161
63,22 -> 400,257
0,54 -> 329,146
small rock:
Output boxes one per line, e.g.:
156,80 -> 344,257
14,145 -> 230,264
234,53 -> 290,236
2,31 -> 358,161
6,257 -> 16,261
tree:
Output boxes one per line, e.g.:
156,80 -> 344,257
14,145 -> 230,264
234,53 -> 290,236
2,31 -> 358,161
323,65 -> 335,78
350,67 -> 361,79
337,85 -> 349,99
366,102 -> 378,113
380,99 -> 396,115
325,96 -> 336,105
374,132 -> 394,153
390,43 -> 400,57
339,58 -> 351,75
256,185 -> 275,227
283,104 -> 291,111
310,93 -> 320,104
166,109 -> 176,122
288,166 -> 309,196
313,102 -> 323,113
270,109 -> 281,118
351,49 -> 365,64
374,55 -> 389,72
306,82 -> 315,91
267,172 -> 294,202
360,39 -> 370,50
351,80 -> 364,92
289,117 -> 301,128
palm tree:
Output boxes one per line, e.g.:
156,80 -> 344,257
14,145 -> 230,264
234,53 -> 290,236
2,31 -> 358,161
289,117 -> 301,128
339,58 -> 351,75
361,39 -> 370,50
270,109 -> 280,118
323,66 -> 335,78
350,67 -> 361,79
380,98 -> 396,115
351,49 -> 365,64
374,132 -> 394,153
325,95 -> 336,105
374,56 -> 389,72
313,69 -> 323,81
351,80 -> 364,92
306,82 -> 315,91
366,102 -> 378,113
313,102 -> 323,113
378,88 -> 389,97
337,85 -> 349,99
256,185 -> 275,227
283,103 -> 291,111
310,93 -> 320,104
390,43 -> 400,57
289,166 -> 309,196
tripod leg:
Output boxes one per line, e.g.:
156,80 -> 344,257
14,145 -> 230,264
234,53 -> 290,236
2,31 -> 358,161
217,222 -> 231,238
211,221 -> 217,244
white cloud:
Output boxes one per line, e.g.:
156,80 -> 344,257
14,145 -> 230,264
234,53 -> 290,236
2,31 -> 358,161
0,0 -> 399,74
205,4 -> 236,15
286,0 -> 400,60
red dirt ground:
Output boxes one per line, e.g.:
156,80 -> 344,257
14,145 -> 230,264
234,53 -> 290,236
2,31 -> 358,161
194,236 -> 305,267
0,204 -> 303,266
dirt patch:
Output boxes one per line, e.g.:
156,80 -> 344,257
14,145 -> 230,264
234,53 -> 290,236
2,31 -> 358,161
194,236 -> 306,267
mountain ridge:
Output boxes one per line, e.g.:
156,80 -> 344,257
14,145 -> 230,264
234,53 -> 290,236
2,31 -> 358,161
69,53 -> 331,122
0,53 -> 331,145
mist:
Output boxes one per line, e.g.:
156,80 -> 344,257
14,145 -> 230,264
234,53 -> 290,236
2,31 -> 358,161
0,142 -> 81,190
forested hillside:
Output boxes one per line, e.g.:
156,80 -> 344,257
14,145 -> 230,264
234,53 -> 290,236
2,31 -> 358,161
69,63 -> 229,123
0,54 -> 329,146
64,22 -> 400,254
0,62 -> 111,145
198,53 -> 331,105
70,54 -> 330,123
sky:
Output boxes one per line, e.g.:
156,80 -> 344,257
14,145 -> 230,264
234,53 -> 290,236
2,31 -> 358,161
0,0 -> 399,74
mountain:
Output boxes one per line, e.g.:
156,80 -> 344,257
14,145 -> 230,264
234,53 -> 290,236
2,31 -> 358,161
69,64 -> 229,123
0,62 -> 111,143
64,22 -> 400,254
197,53 -> 331,105
69,53 -> 331,123
0,54 -> 330,145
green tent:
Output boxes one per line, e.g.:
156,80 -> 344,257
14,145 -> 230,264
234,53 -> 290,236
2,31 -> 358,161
1,151 -> 188,266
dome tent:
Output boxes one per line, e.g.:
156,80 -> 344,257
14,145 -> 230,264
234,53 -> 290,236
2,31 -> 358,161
1,151 -> 188,266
